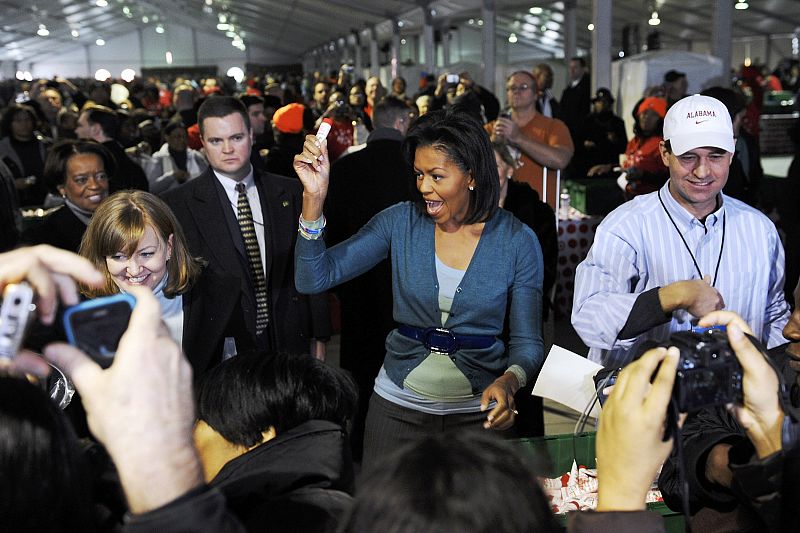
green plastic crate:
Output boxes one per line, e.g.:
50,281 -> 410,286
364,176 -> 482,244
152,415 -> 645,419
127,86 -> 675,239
515,432 -> 683,532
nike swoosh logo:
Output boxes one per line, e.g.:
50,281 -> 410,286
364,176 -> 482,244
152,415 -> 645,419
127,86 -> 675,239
695,119 -> 709,124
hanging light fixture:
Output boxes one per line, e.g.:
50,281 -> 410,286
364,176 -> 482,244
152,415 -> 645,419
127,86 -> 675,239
648,11 -> 661,26
734,1 -> 749,9
37,24 -> 50,36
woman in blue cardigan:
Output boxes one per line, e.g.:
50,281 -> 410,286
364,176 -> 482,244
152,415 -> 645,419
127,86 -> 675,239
293,109 -> 544,469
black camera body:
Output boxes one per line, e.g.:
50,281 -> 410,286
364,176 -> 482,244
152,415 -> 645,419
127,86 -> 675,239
662,328 -> 743,412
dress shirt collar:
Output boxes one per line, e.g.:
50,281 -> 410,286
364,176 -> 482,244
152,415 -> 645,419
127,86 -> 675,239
659,180 -> 724,229
213,166 -> 255,197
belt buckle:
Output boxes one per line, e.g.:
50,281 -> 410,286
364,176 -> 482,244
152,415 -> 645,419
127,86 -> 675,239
423,327 -> 458,355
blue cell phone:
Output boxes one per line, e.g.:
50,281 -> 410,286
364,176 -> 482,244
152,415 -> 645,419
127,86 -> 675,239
63,293 -> 136,368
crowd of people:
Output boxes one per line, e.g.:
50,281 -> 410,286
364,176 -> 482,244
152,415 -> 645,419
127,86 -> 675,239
0,53 -> 799,532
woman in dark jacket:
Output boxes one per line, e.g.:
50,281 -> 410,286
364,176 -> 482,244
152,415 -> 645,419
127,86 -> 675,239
21,140 -> 113,253
79,191 -> 252,376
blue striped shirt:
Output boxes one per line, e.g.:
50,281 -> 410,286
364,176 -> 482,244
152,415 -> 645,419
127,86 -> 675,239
572,181 -> 790,368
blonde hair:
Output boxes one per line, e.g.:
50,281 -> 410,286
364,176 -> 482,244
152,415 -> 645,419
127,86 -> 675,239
79,191 -> 202,298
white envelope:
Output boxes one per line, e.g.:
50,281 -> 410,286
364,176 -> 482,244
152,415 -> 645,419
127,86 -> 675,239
532,345 -> 604,419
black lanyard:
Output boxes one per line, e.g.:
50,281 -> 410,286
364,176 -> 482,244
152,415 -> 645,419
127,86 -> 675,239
657,189 -> 726,287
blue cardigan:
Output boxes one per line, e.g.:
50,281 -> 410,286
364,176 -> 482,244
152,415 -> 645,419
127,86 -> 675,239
295,202 -> 544,393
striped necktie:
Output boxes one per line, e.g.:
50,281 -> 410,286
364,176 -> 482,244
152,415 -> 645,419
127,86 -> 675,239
235,182 -> 269,334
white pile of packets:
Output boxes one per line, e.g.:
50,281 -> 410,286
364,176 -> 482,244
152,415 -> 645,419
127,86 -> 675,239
540,461 -> 663,514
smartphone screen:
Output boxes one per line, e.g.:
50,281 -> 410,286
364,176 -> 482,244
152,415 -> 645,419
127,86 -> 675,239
63,294 -> 136,368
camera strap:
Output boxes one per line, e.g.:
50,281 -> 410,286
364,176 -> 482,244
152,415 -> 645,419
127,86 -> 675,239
658,189 -> 726,288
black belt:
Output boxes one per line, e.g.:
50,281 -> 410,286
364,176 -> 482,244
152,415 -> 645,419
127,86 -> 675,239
397,325 -> 496,355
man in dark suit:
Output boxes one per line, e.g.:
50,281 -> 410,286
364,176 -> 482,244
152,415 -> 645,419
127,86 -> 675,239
325,96 -> 414,460
162,96 -> 329,357
75,105 -> 149,193
559,56 -> 591,144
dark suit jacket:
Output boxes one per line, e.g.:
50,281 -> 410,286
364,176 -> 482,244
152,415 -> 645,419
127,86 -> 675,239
182,267 -> 253,377
162,168 -> 330,355
21,205 -> 87,253
102,140 -> 149,193
560,74 -> 592,140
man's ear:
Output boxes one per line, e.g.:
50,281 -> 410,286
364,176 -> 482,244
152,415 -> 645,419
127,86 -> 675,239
658,141 -> 670,166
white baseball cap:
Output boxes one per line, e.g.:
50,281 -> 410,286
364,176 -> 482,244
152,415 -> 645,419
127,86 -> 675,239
663,94 -> 735,155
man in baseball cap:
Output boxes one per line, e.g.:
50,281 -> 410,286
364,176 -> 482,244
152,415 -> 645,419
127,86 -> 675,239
573,92 -> 789,370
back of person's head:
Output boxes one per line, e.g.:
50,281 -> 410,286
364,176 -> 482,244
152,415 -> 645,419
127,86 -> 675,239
42,139 -> 116,194
340,430 -> 560,533
403,108 -> 499,224
83,105 -> 120,139
372,96 -> 411,131
197,95 -> 250,137
451,91 -> 486,125
0,374 -> 94,532
700,86 -> 746,122
238,94 -> 264,110
197,352 -> 358,447
79,190 -> 201,298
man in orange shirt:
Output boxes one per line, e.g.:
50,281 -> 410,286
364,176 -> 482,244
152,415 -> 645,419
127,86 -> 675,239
486,71 -> 573,208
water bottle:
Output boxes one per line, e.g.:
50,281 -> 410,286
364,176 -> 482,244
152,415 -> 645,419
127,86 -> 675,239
559,188 -> 570,220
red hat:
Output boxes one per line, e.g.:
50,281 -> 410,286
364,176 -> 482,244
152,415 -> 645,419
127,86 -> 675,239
272,103 -> 305,134
637,97 -> 667,119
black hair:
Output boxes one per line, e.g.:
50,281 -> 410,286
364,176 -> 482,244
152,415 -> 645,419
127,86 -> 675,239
700,87 -> 746,121
0,375 -> 94,532
402,108 -> 499,225
571,56 -> 587,67
162,121 -> 186,138
82,105 -> 120,139
373,96 -> 410,129
196,352 -> 358,448
451,91 -> 486,125
43,139 -> 116,194
197,95 -> 250,137
238,94 -> 265,110
0,104 -> 39,138
340,430 -> 561,533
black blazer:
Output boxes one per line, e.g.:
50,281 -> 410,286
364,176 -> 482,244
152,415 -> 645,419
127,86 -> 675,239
21,205 -> 87,253
182,267 -> 253,377
162,168 -> 330,355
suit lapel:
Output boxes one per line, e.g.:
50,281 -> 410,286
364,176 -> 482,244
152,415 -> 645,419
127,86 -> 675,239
255,172 -> 294,308
190,170 -> 246,274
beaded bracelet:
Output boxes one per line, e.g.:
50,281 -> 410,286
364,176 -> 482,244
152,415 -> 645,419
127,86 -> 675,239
298,215 -> 326,240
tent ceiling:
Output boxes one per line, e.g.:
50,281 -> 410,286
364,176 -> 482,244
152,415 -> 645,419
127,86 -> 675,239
2,0 -> 798,66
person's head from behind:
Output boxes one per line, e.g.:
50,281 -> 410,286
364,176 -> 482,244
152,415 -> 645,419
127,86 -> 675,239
403,108 -> 499,228
0,374 -> 94,532
373,96 -> 412,135
533,63 -> 554,92
193,352 -> 358,481
43,139 -> 113,213
492,141 -> 521,203
79,191 -> 201,298
1,104 -> 38,141
197,96 -> 253,180
700,86 -> 747,137
340,430 -> 560,533
451,91 -> 486,125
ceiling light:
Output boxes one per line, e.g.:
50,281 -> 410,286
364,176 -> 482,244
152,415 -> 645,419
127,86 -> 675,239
587,23 -> 595,31
123,6 -> 132,16
530,7 -> 543,14
619,50 -> 625,57
71,29 -> 80,38
218,13 -> 227,23
217,23 -> 230,30
400,38 -> 406,45
142,16 -> 149,23
155,24 -> 165,33
95,68 -> 111,81
120,68 -> 136,82
648,12 -> 660,26
508,33 -> 518,43
468,18 -> 474,24
165,51 -> 173,64
24,71 -> 33,82
226,66 -> 244,83
477,19 -> 484,26
16,71 -> 25,80
205,0 -> 212,5
734,1 -> 749,9
96,0 -> 108,6
37,24 -> 50,37
96,38 -> 105,46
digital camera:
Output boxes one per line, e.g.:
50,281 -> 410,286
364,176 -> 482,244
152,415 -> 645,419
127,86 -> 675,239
662,327 -> 743,412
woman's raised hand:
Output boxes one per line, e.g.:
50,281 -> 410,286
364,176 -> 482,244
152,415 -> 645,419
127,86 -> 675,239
293,134 -> 330,201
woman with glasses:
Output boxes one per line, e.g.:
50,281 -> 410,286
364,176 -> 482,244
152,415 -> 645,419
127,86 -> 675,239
21,139 -> 112,253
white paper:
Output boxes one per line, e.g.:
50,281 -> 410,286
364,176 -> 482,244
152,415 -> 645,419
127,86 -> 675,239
532,345 -> 604,419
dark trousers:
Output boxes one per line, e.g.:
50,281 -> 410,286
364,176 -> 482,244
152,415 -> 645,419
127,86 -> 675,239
362,393 -> 515,473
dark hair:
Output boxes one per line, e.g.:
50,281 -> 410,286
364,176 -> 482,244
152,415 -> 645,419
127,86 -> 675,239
238,94 -> 264,110
197,352 -> 358,448
42,139 -> 116,194
0,104 -> 38,138
0,375 -> 94,532
700,87 -> 746,121
162,120 -> 186,139
373,96 -> 410,129
451,91 -> 486,125
82,105 -> 120,139
340,430 -> 561,533
197,96 -> 250,137
402,108 -> 499,224
571,56 -> 587,67
507,70 -> 537,88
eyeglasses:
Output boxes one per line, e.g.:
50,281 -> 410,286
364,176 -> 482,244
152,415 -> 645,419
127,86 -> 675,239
69,171 -> 109,187
505,84 -> 531,93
